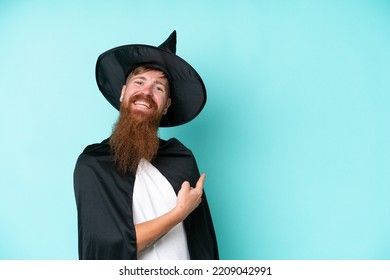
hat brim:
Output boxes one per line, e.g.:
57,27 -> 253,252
95,44 -> 206,127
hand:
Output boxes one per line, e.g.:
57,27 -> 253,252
175,173 -> 206,220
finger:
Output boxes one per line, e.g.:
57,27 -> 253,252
195,173 -> 206,191
181,181 -> 191,189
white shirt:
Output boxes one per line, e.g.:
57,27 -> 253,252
132,159 -> 190,260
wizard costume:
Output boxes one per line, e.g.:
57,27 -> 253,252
74,31 -> 219,259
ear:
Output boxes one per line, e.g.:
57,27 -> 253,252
164,98 -> 172,112
120,85 -> 126,102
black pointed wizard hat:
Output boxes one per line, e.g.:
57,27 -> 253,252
95,31 -> 206,127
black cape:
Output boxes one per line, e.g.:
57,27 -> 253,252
73,138 -> 218,260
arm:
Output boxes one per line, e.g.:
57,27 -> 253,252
135,173 -> 206,253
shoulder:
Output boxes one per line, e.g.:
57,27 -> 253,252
160,137 -> 193,154
75,138 -> 111,169
154,138 -> 200,189
157,137 -> 198,167
74,139 -> 116,193
81,138 -> 110,156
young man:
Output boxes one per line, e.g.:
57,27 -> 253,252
73,31 -> 219,260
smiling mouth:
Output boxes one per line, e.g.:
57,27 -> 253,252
134,100 -> 151,109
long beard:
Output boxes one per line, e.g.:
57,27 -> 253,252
109,101 -> 163,175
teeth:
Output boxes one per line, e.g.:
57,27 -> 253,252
134,101 -> 150,108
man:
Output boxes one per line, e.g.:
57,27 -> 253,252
73,31 -> 219,260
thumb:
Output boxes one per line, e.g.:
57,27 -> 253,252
181,180 -> 191,189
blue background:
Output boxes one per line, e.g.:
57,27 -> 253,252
0,0 -> 389,259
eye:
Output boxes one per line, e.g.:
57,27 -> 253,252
155,86 -> 164,92
133,80 -> 143,86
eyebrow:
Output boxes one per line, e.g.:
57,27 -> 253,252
131,76 -> 146,81
131,76 -> 167,87
154,80 -> 167,87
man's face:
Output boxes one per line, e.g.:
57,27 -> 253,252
120,69 -> 171,119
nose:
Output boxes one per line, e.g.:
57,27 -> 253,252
141,85 -> 153,96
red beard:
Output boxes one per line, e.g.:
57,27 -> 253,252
109,95 -> 163,174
